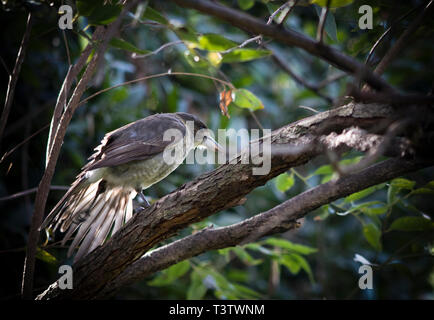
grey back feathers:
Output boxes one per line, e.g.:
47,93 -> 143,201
40,113 -> 208,263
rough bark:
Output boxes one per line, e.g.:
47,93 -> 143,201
36,101 -> 427,300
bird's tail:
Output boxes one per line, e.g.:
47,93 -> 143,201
40,179 -> 137,262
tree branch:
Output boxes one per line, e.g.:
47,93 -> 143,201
0,12 -> 33,148
36,101 -> 417,300
96,157 -> 429,298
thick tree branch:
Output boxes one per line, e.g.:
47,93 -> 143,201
96,157 -> 429,298
36,101 -> 417,300
169,0 -> 395,93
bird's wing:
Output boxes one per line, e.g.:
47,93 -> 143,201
83,114 -> 187,171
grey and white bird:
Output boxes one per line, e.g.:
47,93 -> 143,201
40,112 -> 222,262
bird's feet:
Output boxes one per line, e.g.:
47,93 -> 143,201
133,190 -> 151,213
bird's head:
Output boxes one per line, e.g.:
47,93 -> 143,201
175,112 -> 223,153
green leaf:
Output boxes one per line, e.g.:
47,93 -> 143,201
291,253 -> 315,283
175,28 -> 199,47
231,247 -> 263,266
390,178 -> 416,190
411,187 -> 434,195
263,238 -> 318,255
311,0 -> 354,8
338,201 -> 387,216
187,270 -> 207,300
197,34 -> 237,51
77,0 -> 122,25
275,172 -> 295,192
344,183 -> 386,203
388,216 -> 434,232
280,254 -> 301,274
222,49 -> 271,63
142,6 -> 169,25
281,254 -> 315,283
313,164 -> 333,176
314,5 -> 337,41
231,88 -> 264,111
362,205 -> 388,216
231,283 -> 262,299
109,38 -> 150,55
387,184 -> 399,205
36,248 -> 57,264
238,0 -> 255,10
148,260 -> 190,286
363,224 -> 382,251
426,181 -> 434,189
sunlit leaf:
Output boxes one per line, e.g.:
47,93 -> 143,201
311,0 -> 354,8
275,172 -> 295,192
198,34 -> 237,51
313,164 -> 333,176
231,88 -> 264,111
207,52 -> 223,66
390,178 -> 416,190
222,49 -> 271,63
36,248 -> 57,264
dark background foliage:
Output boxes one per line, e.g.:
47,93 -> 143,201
0,0 -> 433,299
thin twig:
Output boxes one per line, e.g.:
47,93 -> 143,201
131,40 -> 184,59
374,0 -> 434,76
316,0 -> 331,44
277,0 -> 299,26
0,123 -> 50,164
221,35 -> 262,54
316,72 -> 347,89
0,55 -> 10,75
269,47 -> 333,103
0,186 -> 69,202
170,0 -> 396,92
0,12 -> 33,147
62,29 -> 72,67
298,105 -> 320,114
267,1 -> 291,25
349,84 -> 434,105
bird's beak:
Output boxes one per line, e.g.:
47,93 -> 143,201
204,135 -> 224,153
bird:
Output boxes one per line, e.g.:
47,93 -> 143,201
39,112 -> 222,262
